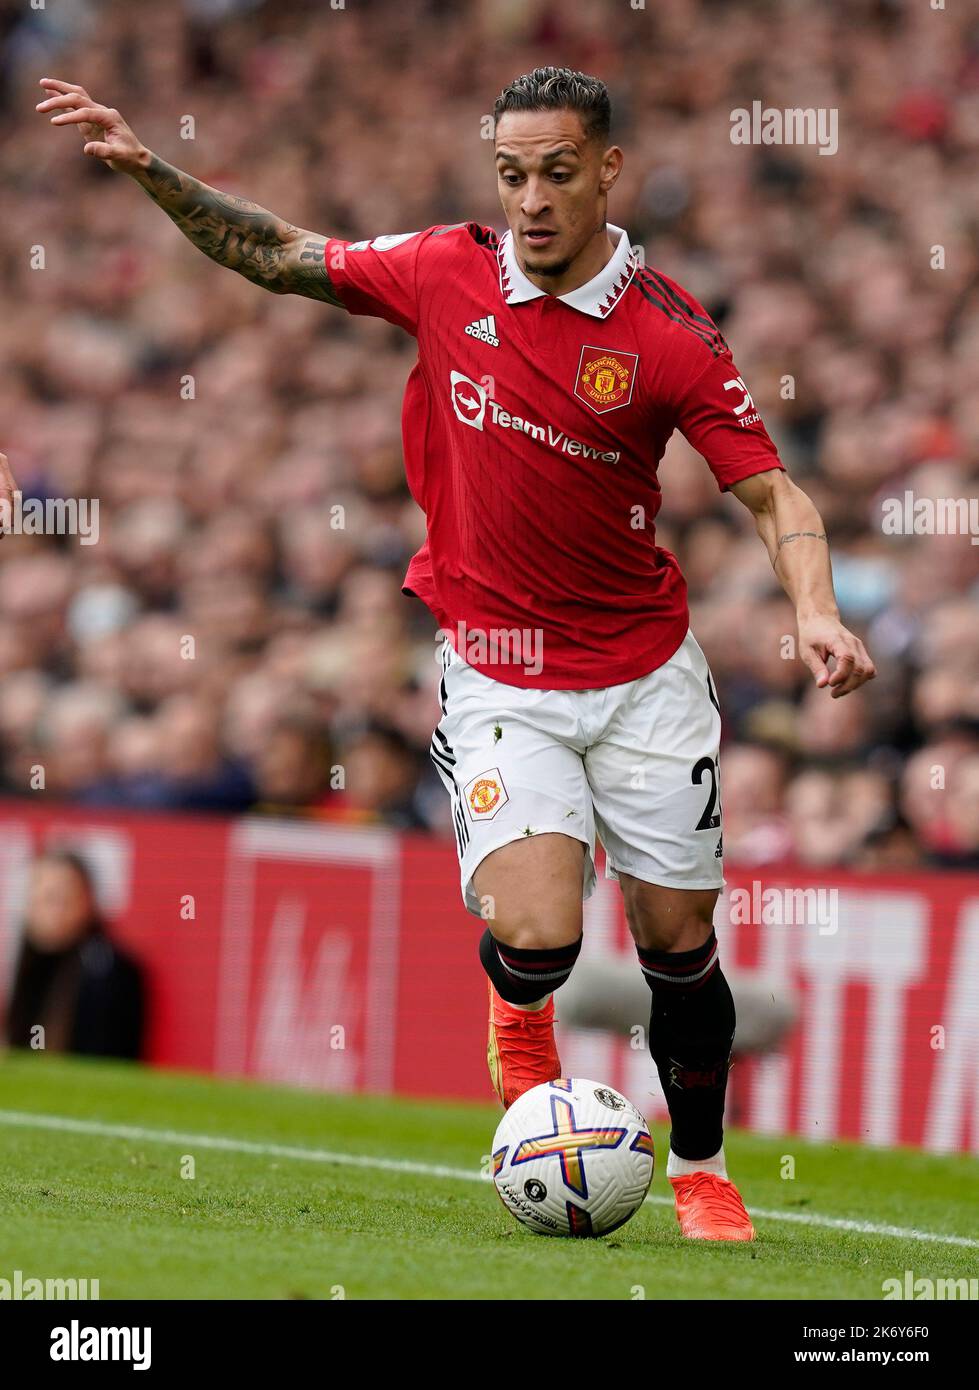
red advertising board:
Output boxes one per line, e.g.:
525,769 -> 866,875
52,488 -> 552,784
0,800 -> 975,1153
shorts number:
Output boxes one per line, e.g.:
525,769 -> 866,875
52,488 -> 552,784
692,756 -> 721,831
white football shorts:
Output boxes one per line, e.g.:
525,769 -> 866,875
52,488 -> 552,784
429,628 -> 725,916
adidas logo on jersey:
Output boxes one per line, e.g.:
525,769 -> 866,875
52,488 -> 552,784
465,315 -> 500,347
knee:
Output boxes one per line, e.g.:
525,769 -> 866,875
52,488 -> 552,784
486,911 -> 582,951
472,833 -> 585,950
623,894 -> 716,954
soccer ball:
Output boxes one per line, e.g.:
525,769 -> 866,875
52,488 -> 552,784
491,1078 -> 654,1237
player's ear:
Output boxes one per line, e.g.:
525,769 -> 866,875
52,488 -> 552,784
598,145 -> 623,194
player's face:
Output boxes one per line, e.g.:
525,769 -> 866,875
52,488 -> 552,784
495,110 -> 621,279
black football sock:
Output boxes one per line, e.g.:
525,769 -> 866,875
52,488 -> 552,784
479,929 -> 582,1006
637,929 -> 736,1161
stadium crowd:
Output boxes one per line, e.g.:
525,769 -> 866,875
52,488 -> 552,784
0,0 -> 977,868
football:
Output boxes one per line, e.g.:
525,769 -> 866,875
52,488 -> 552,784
491,1078 -> 655,1237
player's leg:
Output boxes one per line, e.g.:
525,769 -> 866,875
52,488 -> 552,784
429,640 -> 595,1108
585,628 -> 754,1240
617,876 -> 752,1239
474,833 -> 585,1107
620,879 -> 731,1164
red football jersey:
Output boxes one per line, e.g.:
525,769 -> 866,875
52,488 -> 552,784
321,223 -> 783,689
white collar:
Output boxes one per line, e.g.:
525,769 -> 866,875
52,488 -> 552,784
497,223 -> 639,318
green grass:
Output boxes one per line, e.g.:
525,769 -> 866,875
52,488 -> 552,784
0,1052 -> 976,1300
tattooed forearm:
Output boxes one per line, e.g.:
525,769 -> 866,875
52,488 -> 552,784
133,154 -> 292,287
291,236 -> 344,305
775,530 -> 828,558
131,154 -> 342,303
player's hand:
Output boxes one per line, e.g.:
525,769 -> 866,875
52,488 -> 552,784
0,452 -> 19,537
797,613 -> 876,698
36,78 -> 147,175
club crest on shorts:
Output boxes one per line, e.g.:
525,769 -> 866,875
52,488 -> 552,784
464,768 -> 508,821
574,346 -> 638,414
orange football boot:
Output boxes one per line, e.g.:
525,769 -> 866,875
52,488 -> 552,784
669,1171 -> 756,1241
486,980 -> 562,1108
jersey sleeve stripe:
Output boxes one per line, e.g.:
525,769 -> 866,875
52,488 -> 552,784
630,274 -> 726,357
640,268 -> 729,352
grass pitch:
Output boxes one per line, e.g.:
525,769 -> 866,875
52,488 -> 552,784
0,1052 -> 975,1300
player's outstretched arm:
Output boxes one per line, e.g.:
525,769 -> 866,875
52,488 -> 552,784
128,155 -> 342,303
36,77 -> 341,304
730,468 -> 876,698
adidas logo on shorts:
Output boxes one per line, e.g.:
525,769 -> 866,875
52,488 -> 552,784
464,314 -> 500,347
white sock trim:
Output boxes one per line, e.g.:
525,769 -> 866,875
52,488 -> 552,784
667,1145 -> 728,1179
506,994 -> 551,1012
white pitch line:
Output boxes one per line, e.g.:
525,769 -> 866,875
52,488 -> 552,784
1,1108 -> 976,1250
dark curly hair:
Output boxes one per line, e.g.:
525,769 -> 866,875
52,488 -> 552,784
494,67 -> 612,145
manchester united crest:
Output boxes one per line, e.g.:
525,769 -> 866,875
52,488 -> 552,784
464,768 -> 509,821
574,346 -> 639,415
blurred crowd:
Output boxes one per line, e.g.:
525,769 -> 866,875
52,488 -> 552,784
0,0 -> 976,869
